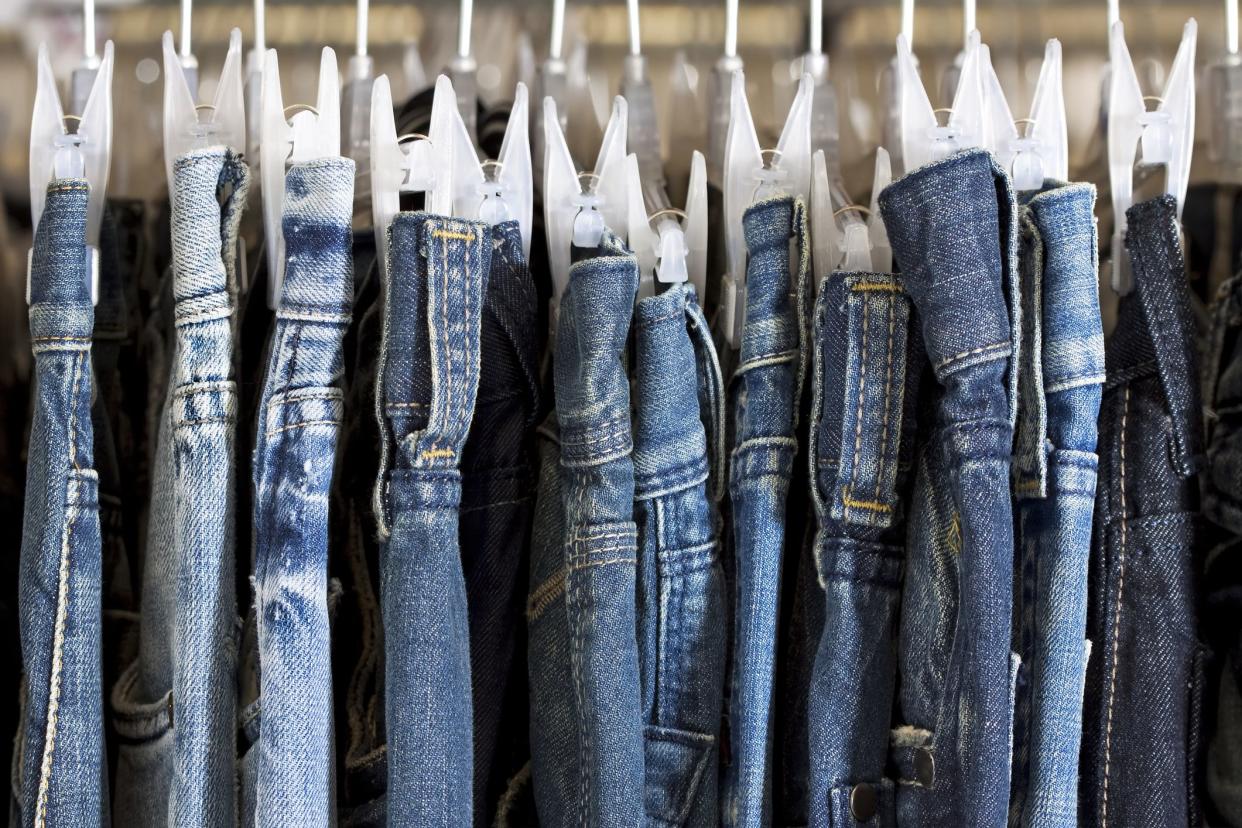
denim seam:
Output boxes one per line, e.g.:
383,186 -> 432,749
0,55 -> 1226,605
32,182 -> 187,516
1101,386 -> 1131,827
736,349 -> 798,373
266,418 -> 341,437
275,309 -> 351,324
459,495 -> 531,514
1044,373 -> 1106,394
526,570 -> 566,621
934,340 -> 1010,373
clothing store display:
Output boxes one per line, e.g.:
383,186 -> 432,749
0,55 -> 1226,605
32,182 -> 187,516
11,2 -> 1242,826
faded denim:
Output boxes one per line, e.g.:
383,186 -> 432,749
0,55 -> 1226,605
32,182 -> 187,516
878,148 -> 1020,827
721,195 -> 812,828
1007,183 -> 1104,828
526,232 -> 643,827
806,268 -> 922,828
248,158 -> 353,826
1081,195 -> 1205,827
17,180 -> 104,828
376,213 -> 491,825
459,220 -> 541,826
111,147 -> 249,827
633,284 -> 727,826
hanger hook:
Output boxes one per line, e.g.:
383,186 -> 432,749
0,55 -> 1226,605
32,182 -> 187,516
551,0 -> 566,61
1230,0 -> 1239,55
83,0 -> 96,61
726,0 -> 739,59
627,0 -> 642,57
356,0 -> 369,58
458,0 -> 473,60
808,0 -> 821,56
902,0 -> 915,47
963,0 -> 975,46
1107,0 -> 1120,29
180,0 -> 192,59
833,204 -> 872,218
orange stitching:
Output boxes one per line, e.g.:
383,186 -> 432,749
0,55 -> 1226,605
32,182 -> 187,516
420,448 -> 456,459
841,496 -> 893,513
851,282 -> 903,293
431,229 -> 476,242
1101,387 -> 1131,826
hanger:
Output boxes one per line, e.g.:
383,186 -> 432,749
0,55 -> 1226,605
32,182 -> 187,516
162,28 -> 245,196
342,0 -> 376,173
69,0 -> 101,115
1107,18 -> 1196,293
811,147 -> 891,284
176,0 -> 200,97
29,34 -> 114,306
403,41 -> 428,98
542,94 -> 629,328
261,47 -> 342,308
803,0 -> 840,174
938,0 -> 975,105
879,0 -> 916,176
625,150 -> 708,301
983,39 -> 1068,191
706,0 -> 743,182
621,0 -> 668,207
720,70 -> 813,348
896,28 -> 989,173
245,0 -> 265,164
535,0 -> 570,193
1207,0 -> 1242,172
449,0 -> 479,142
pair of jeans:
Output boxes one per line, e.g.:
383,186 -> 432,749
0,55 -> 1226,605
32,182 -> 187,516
1203,272 -> 1242,825
376,213 -> 492,824
878,148 -> 1020,827
458,221 -> 541,825
633,283 -> 727,826
805,267 -> 923,827
526,232 -> 643,826
1007,183 -> 1104,828
721,195 -> 812,828
111,147 -> 249,827
1080,194 -> 1206,827
17,179 -> 104,828
244,158 -> 354,826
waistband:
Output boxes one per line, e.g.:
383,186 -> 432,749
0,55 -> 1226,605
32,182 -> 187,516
29,180 -> 94,343
169,147 -> 250,313
275,158 -> 355,321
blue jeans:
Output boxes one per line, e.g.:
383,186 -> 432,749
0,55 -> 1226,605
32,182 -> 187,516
111,148 -> 250,827
526,232 -> 643,826
458,221 -> 541,825
1080,194 -> 1206,827
878,148 -> 1020,827
722,195 -> 812,828
1007,183 -> 1104,828
377,213 -> 491,825
805,268 -> 922,828
18,179 -> 105,828
248,158 -> 354,826
633,283 -> 727,826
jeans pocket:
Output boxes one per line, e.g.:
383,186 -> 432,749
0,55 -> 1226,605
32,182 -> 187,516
109,662 -> 174,826
643,725 -> 715,826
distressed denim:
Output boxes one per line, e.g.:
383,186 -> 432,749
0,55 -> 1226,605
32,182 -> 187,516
459,221 -> 541,825
878,148 -> 1020,827
1007,183 -> 1104,828
722,195 -> 812,828
633,284 -> 727,826
246,158 -> 353,826
526,233 -> 643,827
111,148 -> 249,827
1080,194 -> 1205,828
805,268 -> 922,828
376,213 -> 491,825
17,180 -> 104,828
1203,273 -> 1242,825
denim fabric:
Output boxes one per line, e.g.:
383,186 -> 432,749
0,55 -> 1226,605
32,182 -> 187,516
1007,183 -> 1104,828
1203,273 -> 1242,825
376,212 -> 491,824
878,148 -> 1020,827
17,179 -> 104,828
459,220 -> 541,825
247,158 -> 353,826
1080,194 -> 1205,828
111,148 -> 249,827
633,283 -> 727,826
805,268 -> 922,828
526,232 -> 642,827
722,195 -> 812,828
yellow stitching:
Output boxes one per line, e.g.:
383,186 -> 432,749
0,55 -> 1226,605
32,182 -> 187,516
1015,479 -> 1042,494
420,448 -> 456,459
527,570 -> 567,619
431,230 -> 476,242
851,282 -> 903,293
1102,387 -> 1130,827
841,496 -> 893,513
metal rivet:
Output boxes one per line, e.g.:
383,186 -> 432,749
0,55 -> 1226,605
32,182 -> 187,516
849,782 -> 878,821
914,747 -> 935,787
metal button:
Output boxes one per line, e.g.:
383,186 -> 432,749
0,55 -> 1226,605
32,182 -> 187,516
914,747 -> 935,787
849,782 -> 878,821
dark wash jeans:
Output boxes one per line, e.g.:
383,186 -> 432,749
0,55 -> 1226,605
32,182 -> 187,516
526,232 -> 643,827
722,195 -> 812,828
17,180 -> 104,828
806,268 -> 923,828
1081,194 -> 1206,828
1203,273 -> 1242,825
376,213 -> 492,826
633,283 -> 727,827
879,148 -> 1020,827
1008,182 -> 1104,828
